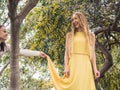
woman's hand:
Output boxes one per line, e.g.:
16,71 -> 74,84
94,70 -> 100,79
64,65 -> 70,78
39,51 -> 47,58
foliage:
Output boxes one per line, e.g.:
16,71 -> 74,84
0,0 -> 8,25
0,0 -> 120,89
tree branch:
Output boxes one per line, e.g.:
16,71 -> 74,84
17,0 -> 39,24
94,26 -> 120,35
110,34 -> 120,45
96,40 -> 113,79
7,0 -> 20,20
0,60 -> 10,76
112,13 -> 120,29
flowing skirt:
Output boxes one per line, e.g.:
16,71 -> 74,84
47,54 -> 96,90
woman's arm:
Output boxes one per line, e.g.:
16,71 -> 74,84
19,49 -> 40,56
91,33 -> 100,79
6,44 -> 46,57
64,33 -> 70,77
91,34 -> 97,72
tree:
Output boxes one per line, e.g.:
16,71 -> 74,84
7,0 -> 39,90
22,0 -> 120,89
0,0 -> 120,89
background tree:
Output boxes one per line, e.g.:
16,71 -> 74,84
23,0 -> 120,89
7,0 -> 39,90
0,0 -> 120,90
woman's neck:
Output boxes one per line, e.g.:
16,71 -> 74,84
75,28 -> 84,32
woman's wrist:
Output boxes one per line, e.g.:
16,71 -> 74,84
93,67 -> 97,72
94,68 -> 98,72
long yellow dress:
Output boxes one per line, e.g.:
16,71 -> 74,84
47,31 -> 96,90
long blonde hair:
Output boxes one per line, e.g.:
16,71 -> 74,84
69,12 -> 92,58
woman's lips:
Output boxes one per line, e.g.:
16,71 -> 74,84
74,22 -> 79,27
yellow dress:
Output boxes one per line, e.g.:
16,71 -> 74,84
47,32 -> 96,90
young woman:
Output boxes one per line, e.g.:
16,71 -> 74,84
47,12 -> 100,90
0,25 -> 46,57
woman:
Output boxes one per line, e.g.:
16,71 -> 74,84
0,25 -> 46,57
47,12 -> 100,90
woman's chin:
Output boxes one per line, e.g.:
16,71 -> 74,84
75,27 -> 79,30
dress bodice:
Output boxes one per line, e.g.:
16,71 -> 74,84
73,32 -> 89,55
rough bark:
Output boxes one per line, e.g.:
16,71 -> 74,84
94,16 -> 120,82
7,0 -> 39,90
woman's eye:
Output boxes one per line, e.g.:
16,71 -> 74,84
75,17 -> 77,20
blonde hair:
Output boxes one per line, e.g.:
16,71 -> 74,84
69,12 -> 92,58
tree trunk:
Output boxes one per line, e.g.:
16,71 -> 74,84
9,21 -> 20,90
7,0 -> 39,90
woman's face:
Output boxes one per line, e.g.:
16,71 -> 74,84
0,26 -> 8,41
71,14 -> 80,29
